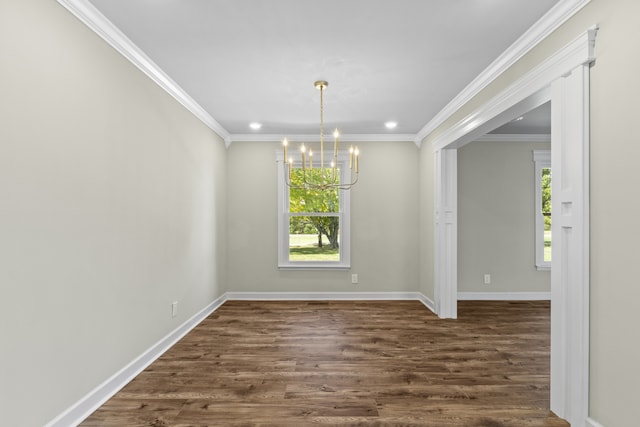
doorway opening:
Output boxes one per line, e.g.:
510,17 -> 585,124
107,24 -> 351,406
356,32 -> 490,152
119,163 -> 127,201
431,28 -> 595,426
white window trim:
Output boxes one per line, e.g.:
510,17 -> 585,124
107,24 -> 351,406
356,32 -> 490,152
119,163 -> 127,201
276,150 -> 351,270
533,150 -> 551,271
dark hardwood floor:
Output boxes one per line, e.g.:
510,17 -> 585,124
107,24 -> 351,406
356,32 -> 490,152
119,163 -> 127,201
81,300 -> 568,426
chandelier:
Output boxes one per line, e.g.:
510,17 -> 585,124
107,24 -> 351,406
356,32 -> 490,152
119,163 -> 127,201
282,81 -> 359,190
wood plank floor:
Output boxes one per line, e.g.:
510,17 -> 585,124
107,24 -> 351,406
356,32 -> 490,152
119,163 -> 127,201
81,300 -> 568,426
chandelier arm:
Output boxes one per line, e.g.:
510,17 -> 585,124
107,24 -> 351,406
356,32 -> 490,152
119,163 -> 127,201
282,80 -> 359,191
284,160 -> 358,189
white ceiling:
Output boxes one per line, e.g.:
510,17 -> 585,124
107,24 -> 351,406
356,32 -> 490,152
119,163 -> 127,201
86,0 -> 558,140
491,102 -> 551,135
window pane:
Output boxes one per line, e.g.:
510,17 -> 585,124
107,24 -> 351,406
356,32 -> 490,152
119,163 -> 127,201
289,168 -> 339,213
289,216 -> 339,261
544,222 -> 552,262
542,167 -> 552,262
541,168 -> 551,214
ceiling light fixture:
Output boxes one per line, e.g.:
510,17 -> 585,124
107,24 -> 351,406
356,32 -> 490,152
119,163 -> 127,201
249,122 -> 262,130
282,81 -> 359,190
385,121 -> 398,129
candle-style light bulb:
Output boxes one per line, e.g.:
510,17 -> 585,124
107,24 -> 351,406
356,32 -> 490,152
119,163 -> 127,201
333,128 -> 339,168
308,150 -> 313,170
354,147 -> 360,173
349,145 -> 354,169
283,138 -> 288,162
300,144 -> 306,170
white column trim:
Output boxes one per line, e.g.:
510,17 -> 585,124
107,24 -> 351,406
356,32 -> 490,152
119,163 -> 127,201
549,64 -> 591,426
433,148 -> 457,318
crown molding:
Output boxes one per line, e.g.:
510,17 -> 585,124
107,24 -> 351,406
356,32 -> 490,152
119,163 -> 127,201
56,0 -> 231,145
431,26 -> 596,152
414,0 -> 592,147
57,0 -> 589,151
229,133 -> 416,143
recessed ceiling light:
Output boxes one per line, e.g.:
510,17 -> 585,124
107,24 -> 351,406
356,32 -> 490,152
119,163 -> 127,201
249,122 -> 262,130
385,121 -> 398,129
513,116 -> 524,122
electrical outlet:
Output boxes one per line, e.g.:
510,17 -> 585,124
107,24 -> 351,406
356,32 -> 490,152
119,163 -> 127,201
171,301 -> 178,317
351,273 -> 359,284
484,274 -> 491,285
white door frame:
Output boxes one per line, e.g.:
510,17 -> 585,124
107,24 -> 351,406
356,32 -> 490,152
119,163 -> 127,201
432,28 -> 596,425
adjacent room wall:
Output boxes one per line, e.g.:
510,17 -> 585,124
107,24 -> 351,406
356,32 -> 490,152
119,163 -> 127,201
419,0 -> 640,424
457,140 -> 551,294
0,1 -> 227,426
226,141 -> 419,294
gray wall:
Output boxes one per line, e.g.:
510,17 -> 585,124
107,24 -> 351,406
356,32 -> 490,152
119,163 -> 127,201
226,141 -> 420,293
457,140 -> 551,293
0,1 -> 227,425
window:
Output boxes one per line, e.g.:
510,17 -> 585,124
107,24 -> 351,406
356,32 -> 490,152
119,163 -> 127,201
277,150 -> 351,269
533,150 -> 551,270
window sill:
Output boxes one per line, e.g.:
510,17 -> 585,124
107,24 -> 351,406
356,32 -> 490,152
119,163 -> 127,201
536,264 -> 551,271
278,263 -> 351,271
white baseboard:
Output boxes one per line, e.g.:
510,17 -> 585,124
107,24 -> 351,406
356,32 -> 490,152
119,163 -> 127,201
226,291 -> 422,301
47,291 -> 437,426
45,294 -> 228,427
416,293 -> 437,314
457,291 -> 551,301
227,291 -> 437,315
586,417 -> 605,427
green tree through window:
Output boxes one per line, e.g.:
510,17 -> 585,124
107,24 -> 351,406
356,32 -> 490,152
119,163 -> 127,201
542,167 -> 552,262
288,169 -> 340,261
533,150 -> 550,270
